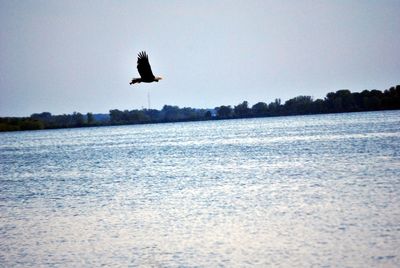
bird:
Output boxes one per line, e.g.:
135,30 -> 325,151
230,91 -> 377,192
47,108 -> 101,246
130,51 -> 162,85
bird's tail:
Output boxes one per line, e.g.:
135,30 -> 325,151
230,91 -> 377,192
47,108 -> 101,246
130,78 -> 141,85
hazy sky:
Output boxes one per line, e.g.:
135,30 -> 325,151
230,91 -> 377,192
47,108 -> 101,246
1,1 -> 399,116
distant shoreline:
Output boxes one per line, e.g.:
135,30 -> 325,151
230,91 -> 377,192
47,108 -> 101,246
1,109 -> 400,133
1,85 -> 399,132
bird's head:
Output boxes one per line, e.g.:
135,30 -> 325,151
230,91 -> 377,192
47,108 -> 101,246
155,76 -> 163,82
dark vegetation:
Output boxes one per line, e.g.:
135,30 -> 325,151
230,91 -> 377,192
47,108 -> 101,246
1,85 -> 399,132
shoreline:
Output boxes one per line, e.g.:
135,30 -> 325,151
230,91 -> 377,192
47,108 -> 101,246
1,108 -> 399,133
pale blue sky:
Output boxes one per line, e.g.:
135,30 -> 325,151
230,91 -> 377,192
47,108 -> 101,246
1,0 -> 399,116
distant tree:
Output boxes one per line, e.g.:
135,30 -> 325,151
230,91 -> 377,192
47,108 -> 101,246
284,96 -> 313,115
31,112 -> 52,121
311,99 -> 326,114
324,92 -> 337,112
30,112 -> 52,128
234,101 -> 251,117
128,110 -> 150,123
268,98 -> 282,115
383,85 -> 400,109
252,102 -> 269,116
144,109 -> 162,122
204,110 -> 212,119
109,109 -> 124,124
51,114 -> 72,128
162,105 -> 180,121
335,90 -> 355,111
180,107 -> 198,120
215,105 -> 233,118
72,112 -> 84,127
87,112 -> 94,125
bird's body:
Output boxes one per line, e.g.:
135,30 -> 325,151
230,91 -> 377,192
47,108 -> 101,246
130,51 -> 162,85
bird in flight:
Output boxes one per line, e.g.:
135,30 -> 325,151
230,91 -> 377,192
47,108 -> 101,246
130,51 -> 162,85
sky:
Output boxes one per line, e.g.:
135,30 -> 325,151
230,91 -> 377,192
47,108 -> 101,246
1,1 -> 399,117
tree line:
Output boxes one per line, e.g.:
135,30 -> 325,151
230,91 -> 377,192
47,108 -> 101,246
1,85 -> 399,132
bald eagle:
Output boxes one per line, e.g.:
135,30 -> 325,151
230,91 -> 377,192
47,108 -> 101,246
130,51 -> 162,85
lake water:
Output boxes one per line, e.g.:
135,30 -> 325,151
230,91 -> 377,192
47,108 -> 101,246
1,111 -> 400,267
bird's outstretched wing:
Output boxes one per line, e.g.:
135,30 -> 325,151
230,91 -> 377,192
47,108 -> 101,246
137,51 -> 155,79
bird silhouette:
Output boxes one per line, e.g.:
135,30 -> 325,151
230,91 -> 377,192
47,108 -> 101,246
130,51 -> 162,85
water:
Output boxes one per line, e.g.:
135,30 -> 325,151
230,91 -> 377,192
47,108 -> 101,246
1,111 -> 400,267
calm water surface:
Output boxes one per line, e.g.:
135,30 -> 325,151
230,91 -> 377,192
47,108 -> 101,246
1,111 -> 400,267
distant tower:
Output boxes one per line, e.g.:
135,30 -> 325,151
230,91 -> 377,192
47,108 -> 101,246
147,91 -> 151,110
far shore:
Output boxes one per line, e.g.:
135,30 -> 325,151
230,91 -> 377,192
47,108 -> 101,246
1,86 -> 399,132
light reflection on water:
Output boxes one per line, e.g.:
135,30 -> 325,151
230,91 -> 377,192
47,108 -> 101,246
1,111 -> 400,267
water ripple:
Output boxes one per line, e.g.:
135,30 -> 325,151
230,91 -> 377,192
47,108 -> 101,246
1,111 -> 400,267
